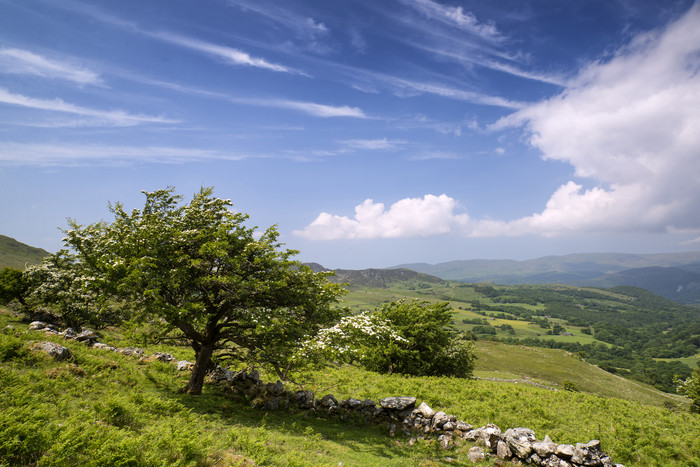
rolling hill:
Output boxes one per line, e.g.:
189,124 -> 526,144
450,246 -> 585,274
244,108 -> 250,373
0,235 -> 50,269
392,252 -> 700,304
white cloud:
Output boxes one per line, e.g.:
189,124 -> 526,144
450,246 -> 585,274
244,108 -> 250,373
403,0 -> 499,40
0,88 -> 177,126
147,31 -> 298,74
294,194 -> 470,240
340,138 -> 406,150
486,3 -> 700,237
241,98 -> 367,118
0,48 -> 101,85
0,142 -> 250,166
297,4 -> 700,242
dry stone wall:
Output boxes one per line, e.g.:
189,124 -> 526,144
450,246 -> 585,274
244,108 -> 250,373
24,321 -> 624,466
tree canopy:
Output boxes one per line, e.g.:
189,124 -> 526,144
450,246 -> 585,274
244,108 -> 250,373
54,187 -> 345,394
362,300 -> 476,378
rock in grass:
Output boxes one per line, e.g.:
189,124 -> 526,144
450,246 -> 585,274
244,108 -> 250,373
30,341 -> 71,360
504,427 -> 536,459
379,396 -> 416,411
416,402 -> 436,418
467,446 -> 485,463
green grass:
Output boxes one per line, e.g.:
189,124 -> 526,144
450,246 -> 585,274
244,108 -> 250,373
2,308 -> 699,466
472,340 -> 686,408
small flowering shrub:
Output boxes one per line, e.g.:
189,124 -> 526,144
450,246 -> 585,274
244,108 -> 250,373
362,300 -> 476,378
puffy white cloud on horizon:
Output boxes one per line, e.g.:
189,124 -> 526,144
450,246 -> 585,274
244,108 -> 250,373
297,4 -> 700,241
488,2 -> 700,237
294,194 -> 470,240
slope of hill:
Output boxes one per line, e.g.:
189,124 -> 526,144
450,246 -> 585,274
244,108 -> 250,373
0,235 -> 50,269
2,308 -> 699,466
584,266 -> 700,304
307,264 -> 444,289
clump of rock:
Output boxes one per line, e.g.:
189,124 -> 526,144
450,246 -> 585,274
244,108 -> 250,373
208,369 -> 624,467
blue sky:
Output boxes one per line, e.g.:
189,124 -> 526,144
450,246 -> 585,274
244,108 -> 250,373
1,0 -> 699,269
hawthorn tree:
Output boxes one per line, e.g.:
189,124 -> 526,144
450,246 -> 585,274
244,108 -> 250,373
60,187 -> 345,394
362,300 -> 476,378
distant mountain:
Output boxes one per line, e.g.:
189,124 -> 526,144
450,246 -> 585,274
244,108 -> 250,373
305,263 -> 444,289
0,235 -> 50,269
392,252 -> 700,304
584,266 -> 700,304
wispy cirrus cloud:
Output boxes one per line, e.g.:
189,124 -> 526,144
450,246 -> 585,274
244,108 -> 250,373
226,0 -> 329,40
340,138 -> 406,150
54,0 -> 302,75
0,142 -> 252,166
0,48 -> 102,85
146,31 -> 303,74
233,97 -> 367,118
0,88 -> 177,126
399,0 -> 499,40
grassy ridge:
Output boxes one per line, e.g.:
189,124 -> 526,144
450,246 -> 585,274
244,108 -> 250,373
0,235 -> 50,270
2,309 -> 700,466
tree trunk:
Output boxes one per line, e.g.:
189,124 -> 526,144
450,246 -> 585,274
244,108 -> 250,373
187,341 -> 215,395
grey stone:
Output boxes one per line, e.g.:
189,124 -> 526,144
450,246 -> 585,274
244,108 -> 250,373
119,347 -> 144,357
31,341 -> 71,360
431,411 -> 449,429
416,402 -> 436,418
442,421 -> 455,432
556,444 -> 575,459
533,435 -> 558,458
504,427 -> 536,459
319,394 -> 338,407
92,342 -> 117,352
467,446 -> 485,463
248,369 -> 260,383
291,390 -> 315,409
496,440 -> 513,459
75,329 -> 98,342
474,424 -> 502,450
438,434 -> 453,450
151,352 -> 175,362
379,396 -> 416,411
455,421 -> 472,432
28,321 -> 48,330
176,360 -> 194,371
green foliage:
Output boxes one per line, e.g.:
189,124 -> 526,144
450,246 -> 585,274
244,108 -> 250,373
562,380 -> 580,392
52,187 -> 345,394
362,300 -> 476,378
0,267 -> 28,306
677,367 -> 700,413
23,252 -> 120,328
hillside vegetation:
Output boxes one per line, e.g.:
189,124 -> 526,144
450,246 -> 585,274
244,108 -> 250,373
335,270 -> 700,392
2,309 -> 700,466
393,252 -> 700,304
0,235 -> 50,269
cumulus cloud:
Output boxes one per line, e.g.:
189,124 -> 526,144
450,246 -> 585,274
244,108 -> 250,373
294,194 -> 470,240
298,4 -> 700,241
487,2 -> 700,237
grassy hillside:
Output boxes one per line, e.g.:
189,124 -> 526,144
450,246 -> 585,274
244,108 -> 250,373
2,308 -> 699,466
0,235 -> 50,269
339,278 -> 699,392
